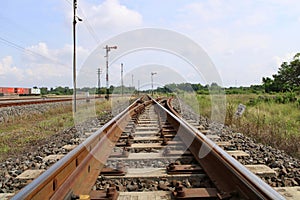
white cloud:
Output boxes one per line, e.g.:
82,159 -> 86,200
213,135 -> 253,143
0,42 -> 89,87
180,0 -> 233,22
23,42 -> 89,85
87,0 -> 142,29
234,11 -> 269,27
23,42 -> 89,67
70,0 -> 143,45
0,56 -> 24,85
273,52 -> 297,68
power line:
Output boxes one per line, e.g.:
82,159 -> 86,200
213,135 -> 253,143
77,8 -> 100,43
64,0 -> 72,6
65,0 -> 100,44
0,36 -> 67,67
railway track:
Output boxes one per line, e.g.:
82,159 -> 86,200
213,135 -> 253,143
0,98 -> 73,108
10,95 -> 287,199
0,97 -> 96,108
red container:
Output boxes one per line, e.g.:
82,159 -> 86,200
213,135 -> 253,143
0,87 -> 15,94
0,87 -> 30,95
16,88 -> 30,95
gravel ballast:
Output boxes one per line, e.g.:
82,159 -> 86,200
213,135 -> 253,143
171,97 -> 300,188
0,97 -> 299,195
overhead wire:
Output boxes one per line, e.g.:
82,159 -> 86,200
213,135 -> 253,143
0,0 -> 99,67
0,36 -> 68,67
77,9 -> 100,44
65,0 -> 100,44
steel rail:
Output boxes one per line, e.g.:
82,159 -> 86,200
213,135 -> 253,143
0,95 -> 135,108
159,97 -> 285,199
12,95 -> 285,199
0,97 -> 98,108
12,96 -> 151,200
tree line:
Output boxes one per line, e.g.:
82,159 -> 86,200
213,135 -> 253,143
38,53 -> 299,95
262,53 -> 300,93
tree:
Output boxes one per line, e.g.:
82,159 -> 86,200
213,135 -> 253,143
40,87 -> 48,95
263,53 -> 300,92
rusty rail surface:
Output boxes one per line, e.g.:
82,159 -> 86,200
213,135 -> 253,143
12,95 -> 284,199
163,97 -> 284,199
0,97 -> 106,108
0,98 -> 71,108
12,96 -> 151,200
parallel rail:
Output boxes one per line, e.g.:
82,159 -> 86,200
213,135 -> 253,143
164,98 -> 284,199
0,97 -> 90,108
12,95 -> 284,200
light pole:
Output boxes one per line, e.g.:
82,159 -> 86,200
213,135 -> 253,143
73,0 -> 82,112
104,45 -> 117,100
151,72 -> 157,96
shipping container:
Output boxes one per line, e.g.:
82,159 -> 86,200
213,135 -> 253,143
0,87 -> 31,95
0,87 -> 15,95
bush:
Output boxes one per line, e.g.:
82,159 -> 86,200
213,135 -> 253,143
297,99 -> 300,108
274,95 -> 284,104
247,98 -> 259,106
274,92 -> 297,104
284,92 -> 297,103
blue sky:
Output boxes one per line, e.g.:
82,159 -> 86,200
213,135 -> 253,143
0,0 -> 299,88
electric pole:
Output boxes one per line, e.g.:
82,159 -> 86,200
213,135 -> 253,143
138,80 -> 140,96
104,45 -> 117,100
73,0 -> 82,112
151,72 -> 157,96
121,63 -> 124,97
97,68 -> 101,97
132,74 -> 134,90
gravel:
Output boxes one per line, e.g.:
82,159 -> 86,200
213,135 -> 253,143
171,97 -> 300,188
0,105 -> 114,194
1,97 -> 299,195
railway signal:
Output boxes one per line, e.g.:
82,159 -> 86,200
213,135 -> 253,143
104,45 -> 117,100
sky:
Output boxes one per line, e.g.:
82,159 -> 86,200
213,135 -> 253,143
0,0 -> 299,89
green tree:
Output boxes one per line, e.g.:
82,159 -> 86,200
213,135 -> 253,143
263,53 -> 300,92
39,87 -> 48,95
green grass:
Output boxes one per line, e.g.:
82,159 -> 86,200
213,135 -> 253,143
181,93 -> 300,158
0,99 -> 113,161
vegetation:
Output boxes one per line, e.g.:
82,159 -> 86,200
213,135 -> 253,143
2,52 -> 299,159
225,94 -> 300,157
172,53 -> 300,158
178,92 -> 300,157
0,104 -> 73,160
0,100 -> 111,161
262,53 -> 300,92
39,86 -> 137,96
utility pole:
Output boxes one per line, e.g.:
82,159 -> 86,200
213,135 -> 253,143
138,80 -> 140,96
73,0 -> 82,112
121,63 -> 124,97
132,74 -> 134,89
151,72 -> 157,96
104,45 -> 117,100
97,68 -> 101,97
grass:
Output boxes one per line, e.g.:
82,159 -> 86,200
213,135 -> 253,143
233,98 -> 300,157
181,93 -> 300,158
0,104 -> 74,160
0,99 -> 115,162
